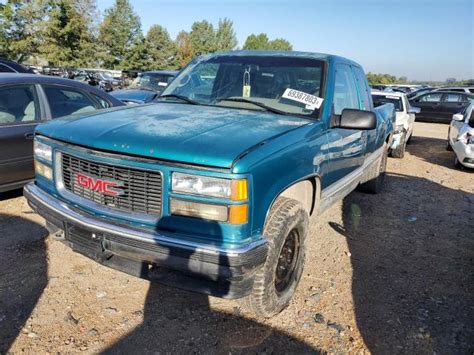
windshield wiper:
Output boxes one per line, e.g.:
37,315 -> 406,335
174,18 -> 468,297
157,94 -> 200,105
216,97 -> 286,115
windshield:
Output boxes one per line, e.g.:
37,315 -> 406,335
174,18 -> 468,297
161,55 -> 325,117
98,72 -> 113,79
130,73 -> 175,91
372,94 -> 403,111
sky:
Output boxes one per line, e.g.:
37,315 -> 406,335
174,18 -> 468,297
97,0 -> 474,81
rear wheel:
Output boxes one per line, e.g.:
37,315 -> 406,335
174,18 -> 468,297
359,143 -> 388,194
244,197 -> 308,318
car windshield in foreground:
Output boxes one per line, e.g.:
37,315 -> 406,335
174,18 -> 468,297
130,73 -> 175,91
372,94 -> 403,111
161,55 -> 325,117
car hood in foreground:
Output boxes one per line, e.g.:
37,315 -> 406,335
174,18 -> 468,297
36,103 -> 309,168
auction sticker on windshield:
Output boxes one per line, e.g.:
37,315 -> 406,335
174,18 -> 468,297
282,88 -> 324,110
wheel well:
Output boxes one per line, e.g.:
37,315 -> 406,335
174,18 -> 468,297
279,177 -> 320,216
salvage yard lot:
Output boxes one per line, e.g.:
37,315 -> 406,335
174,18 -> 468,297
1,122 -> 473,354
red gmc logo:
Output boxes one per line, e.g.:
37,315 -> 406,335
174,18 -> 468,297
75,173 -> 123,197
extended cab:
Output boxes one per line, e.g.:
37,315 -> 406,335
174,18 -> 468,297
24,51 -> 394,317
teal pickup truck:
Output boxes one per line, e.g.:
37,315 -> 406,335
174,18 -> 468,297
25,51 -> 394,317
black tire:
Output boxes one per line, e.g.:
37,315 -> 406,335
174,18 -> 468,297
446,130 -> 453,151
359,143 -> 388,194
245,197 -> 308,318
390,132 -> 406,158
406,132 -> 412,145
454,157 -> 463,169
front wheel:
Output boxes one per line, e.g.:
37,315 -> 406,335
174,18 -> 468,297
244,197 -> 308,318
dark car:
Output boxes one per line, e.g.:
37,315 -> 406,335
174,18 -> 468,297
409,91 -> 474,123
0,59 -> 36,74
110,70 -> 177,104
0,74 -> 125,192
92,71 -> 123,92
407,87 -> 436,99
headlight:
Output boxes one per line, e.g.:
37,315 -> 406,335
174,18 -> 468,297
172,173 -> 247,201
35,160 -> 52,180
34,140 -> 52,163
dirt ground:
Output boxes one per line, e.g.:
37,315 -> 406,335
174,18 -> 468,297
1,122 -> 473,354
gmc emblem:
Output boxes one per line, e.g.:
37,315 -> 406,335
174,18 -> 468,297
75,173 -> 123,197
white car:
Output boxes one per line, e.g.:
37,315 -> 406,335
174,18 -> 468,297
372,91 -> 420,158
447,103 -> 474,168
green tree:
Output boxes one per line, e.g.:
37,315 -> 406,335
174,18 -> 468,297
268,38 -> 292,50
40,0 -> 96,67
189,20 -> 216,56
175,30 -> 193,68
242,33 -> 270,50
98,0 -> 142,69
146,24 -> 178,69
215,18 -> 237,51
0,0 -> 49,62
121,35 -> 151,70
243,33 -> 293,50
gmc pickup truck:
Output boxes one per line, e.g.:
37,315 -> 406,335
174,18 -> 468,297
25,51 -> 394,317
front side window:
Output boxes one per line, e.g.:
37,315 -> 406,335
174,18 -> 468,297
43,85 -> 98,118
162,55 -> 325,117
333,64 -> 359,115
420,93 -> 442,102
0,85 -> 38,124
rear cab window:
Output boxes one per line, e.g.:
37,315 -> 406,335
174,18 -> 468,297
372,94 -> 403,111
352,66 -> 372,111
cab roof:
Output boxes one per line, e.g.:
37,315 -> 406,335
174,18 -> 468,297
201,50 -> 362,67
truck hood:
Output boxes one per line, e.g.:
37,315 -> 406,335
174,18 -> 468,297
36,103 -> 309,168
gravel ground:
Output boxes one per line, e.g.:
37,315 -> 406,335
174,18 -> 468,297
1,122 -> 473,354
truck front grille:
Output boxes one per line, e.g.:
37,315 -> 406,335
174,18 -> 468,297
61,153 -> 162,216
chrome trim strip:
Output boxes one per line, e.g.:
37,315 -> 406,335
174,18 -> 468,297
24,183 -> 266,257
54,151 -> 163,224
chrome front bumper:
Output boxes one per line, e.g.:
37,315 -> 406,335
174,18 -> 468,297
24,182 -> 267,298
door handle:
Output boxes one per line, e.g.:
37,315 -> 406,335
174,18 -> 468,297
24,132 -> 34,140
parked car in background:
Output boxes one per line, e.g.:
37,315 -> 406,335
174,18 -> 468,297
434,87 -> 474,94
447,103 -> 474,168
111,70 -> 178,104
371,85 -> 387,91
372,91 -> 419,158
407,87 -> 436,99
409,91 -> 474,123
0,74 -> 124,192
24,51 -> 394,317
0,59 -> 36,74
92,71 -> 123,92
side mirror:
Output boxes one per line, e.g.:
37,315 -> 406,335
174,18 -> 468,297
337,109 -> 377,130
408,106 -> 421,114
452,113 -> 464,122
